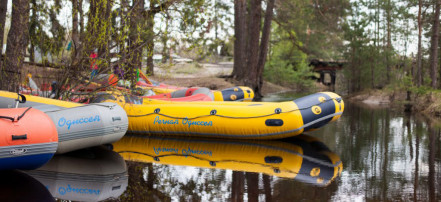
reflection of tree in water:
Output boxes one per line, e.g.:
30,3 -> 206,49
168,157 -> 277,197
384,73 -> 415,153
115,161 -> 172,201
311,103 -> 441,201
111,159 -> 341,201
272,175 -> 339,201
115,161 -> 230,201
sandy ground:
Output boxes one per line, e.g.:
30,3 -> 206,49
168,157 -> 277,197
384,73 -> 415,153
150,62 -> 291,95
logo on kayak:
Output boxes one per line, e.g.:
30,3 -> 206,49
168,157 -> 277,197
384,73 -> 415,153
312,106 -> 322,115
58,115 -> 101,130
10,148 -> 27,156
58,184 -> 101,196
153,116 -> 213,128
153,146 -> 212,157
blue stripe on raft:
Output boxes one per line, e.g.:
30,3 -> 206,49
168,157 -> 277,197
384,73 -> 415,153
0,153 -> 55,170
293,93 -> 336,131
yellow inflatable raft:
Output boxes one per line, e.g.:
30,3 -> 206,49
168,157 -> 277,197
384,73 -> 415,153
93,91 -> 344,139
112,134 -> 343,186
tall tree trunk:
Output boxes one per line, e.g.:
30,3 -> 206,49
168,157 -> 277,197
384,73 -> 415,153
231,0 -> 247,80
145,6 -> 155,76
244,0 -> 261,87
241,0 -> 261,99
385,0 -> 391,83
86,0 -> 112,55
416,0 -> 423,86
72,0 -> 79,62
255,0 -> 275,97
161,18 -> 169,64
120,0 -> 128,69
1,0 -> 29,92
0,0 -> 7,68
29,0 -> 36,63
128,0 -> 145,85
78,0 -> 84,34
86,0 -> 97,54
430,0 -> 440,88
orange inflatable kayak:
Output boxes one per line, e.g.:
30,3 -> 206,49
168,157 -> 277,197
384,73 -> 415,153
0,107 -> 58,170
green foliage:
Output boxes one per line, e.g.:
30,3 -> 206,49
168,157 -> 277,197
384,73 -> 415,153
275,0 -> 350,60
264,29 -> 314,89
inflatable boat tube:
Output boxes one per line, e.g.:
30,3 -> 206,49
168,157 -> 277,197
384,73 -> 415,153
144,87 -> 214,101
0,91 -> 129,154
0,170 -> 55,201
33,103 -> 128,154
24,146 -> 128,201
138,84 -> 254,102
93,91 -> 344,139
113,134 -> 342,186
0,108 -> 58,170
0,90 -> 82,109
84,72 -> 255,101
137,71 -> 255,101
212,86 -> 254,102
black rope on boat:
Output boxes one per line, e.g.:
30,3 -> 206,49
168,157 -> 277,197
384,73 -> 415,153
127,98 -> 341,119
0,115 -> 14,121
0,107 -> 32,122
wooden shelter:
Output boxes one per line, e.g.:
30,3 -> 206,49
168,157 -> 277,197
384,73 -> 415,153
309,59 -> 345,90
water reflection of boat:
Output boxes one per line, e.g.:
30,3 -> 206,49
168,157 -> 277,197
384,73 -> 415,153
0,170 -> 55,201
113,134 -> 343,186
24,146 -> 128,201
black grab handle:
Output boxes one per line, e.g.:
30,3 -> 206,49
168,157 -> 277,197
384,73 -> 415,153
16,94 -> 26,103
12,134 -> 27,140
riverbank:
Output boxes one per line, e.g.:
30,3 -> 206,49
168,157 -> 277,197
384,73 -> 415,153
347,89 -> 441,118
149,62 -> 292,96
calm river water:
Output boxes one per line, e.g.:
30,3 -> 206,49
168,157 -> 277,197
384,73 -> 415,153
3,92 -> 441,201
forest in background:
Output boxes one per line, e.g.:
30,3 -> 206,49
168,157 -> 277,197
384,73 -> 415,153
0,0 -> 439,98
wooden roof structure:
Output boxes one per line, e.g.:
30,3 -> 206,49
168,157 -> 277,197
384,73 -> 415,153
309,59 -> 345,71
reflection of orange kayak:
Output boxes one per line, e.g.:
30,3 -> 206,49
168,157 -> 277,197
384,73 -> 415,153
0,108 -> 58,170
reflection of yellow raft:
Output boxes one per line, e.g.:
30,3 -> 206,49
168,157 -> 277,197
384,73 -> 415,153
112,134 -> 343,186
94,92 -> 344,139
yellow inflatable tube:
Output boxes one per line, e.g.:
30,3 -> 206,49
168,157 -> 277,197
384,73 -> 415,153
112,134 -> 343,186
0,90 -> 82,108
94,91 -> 344,139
